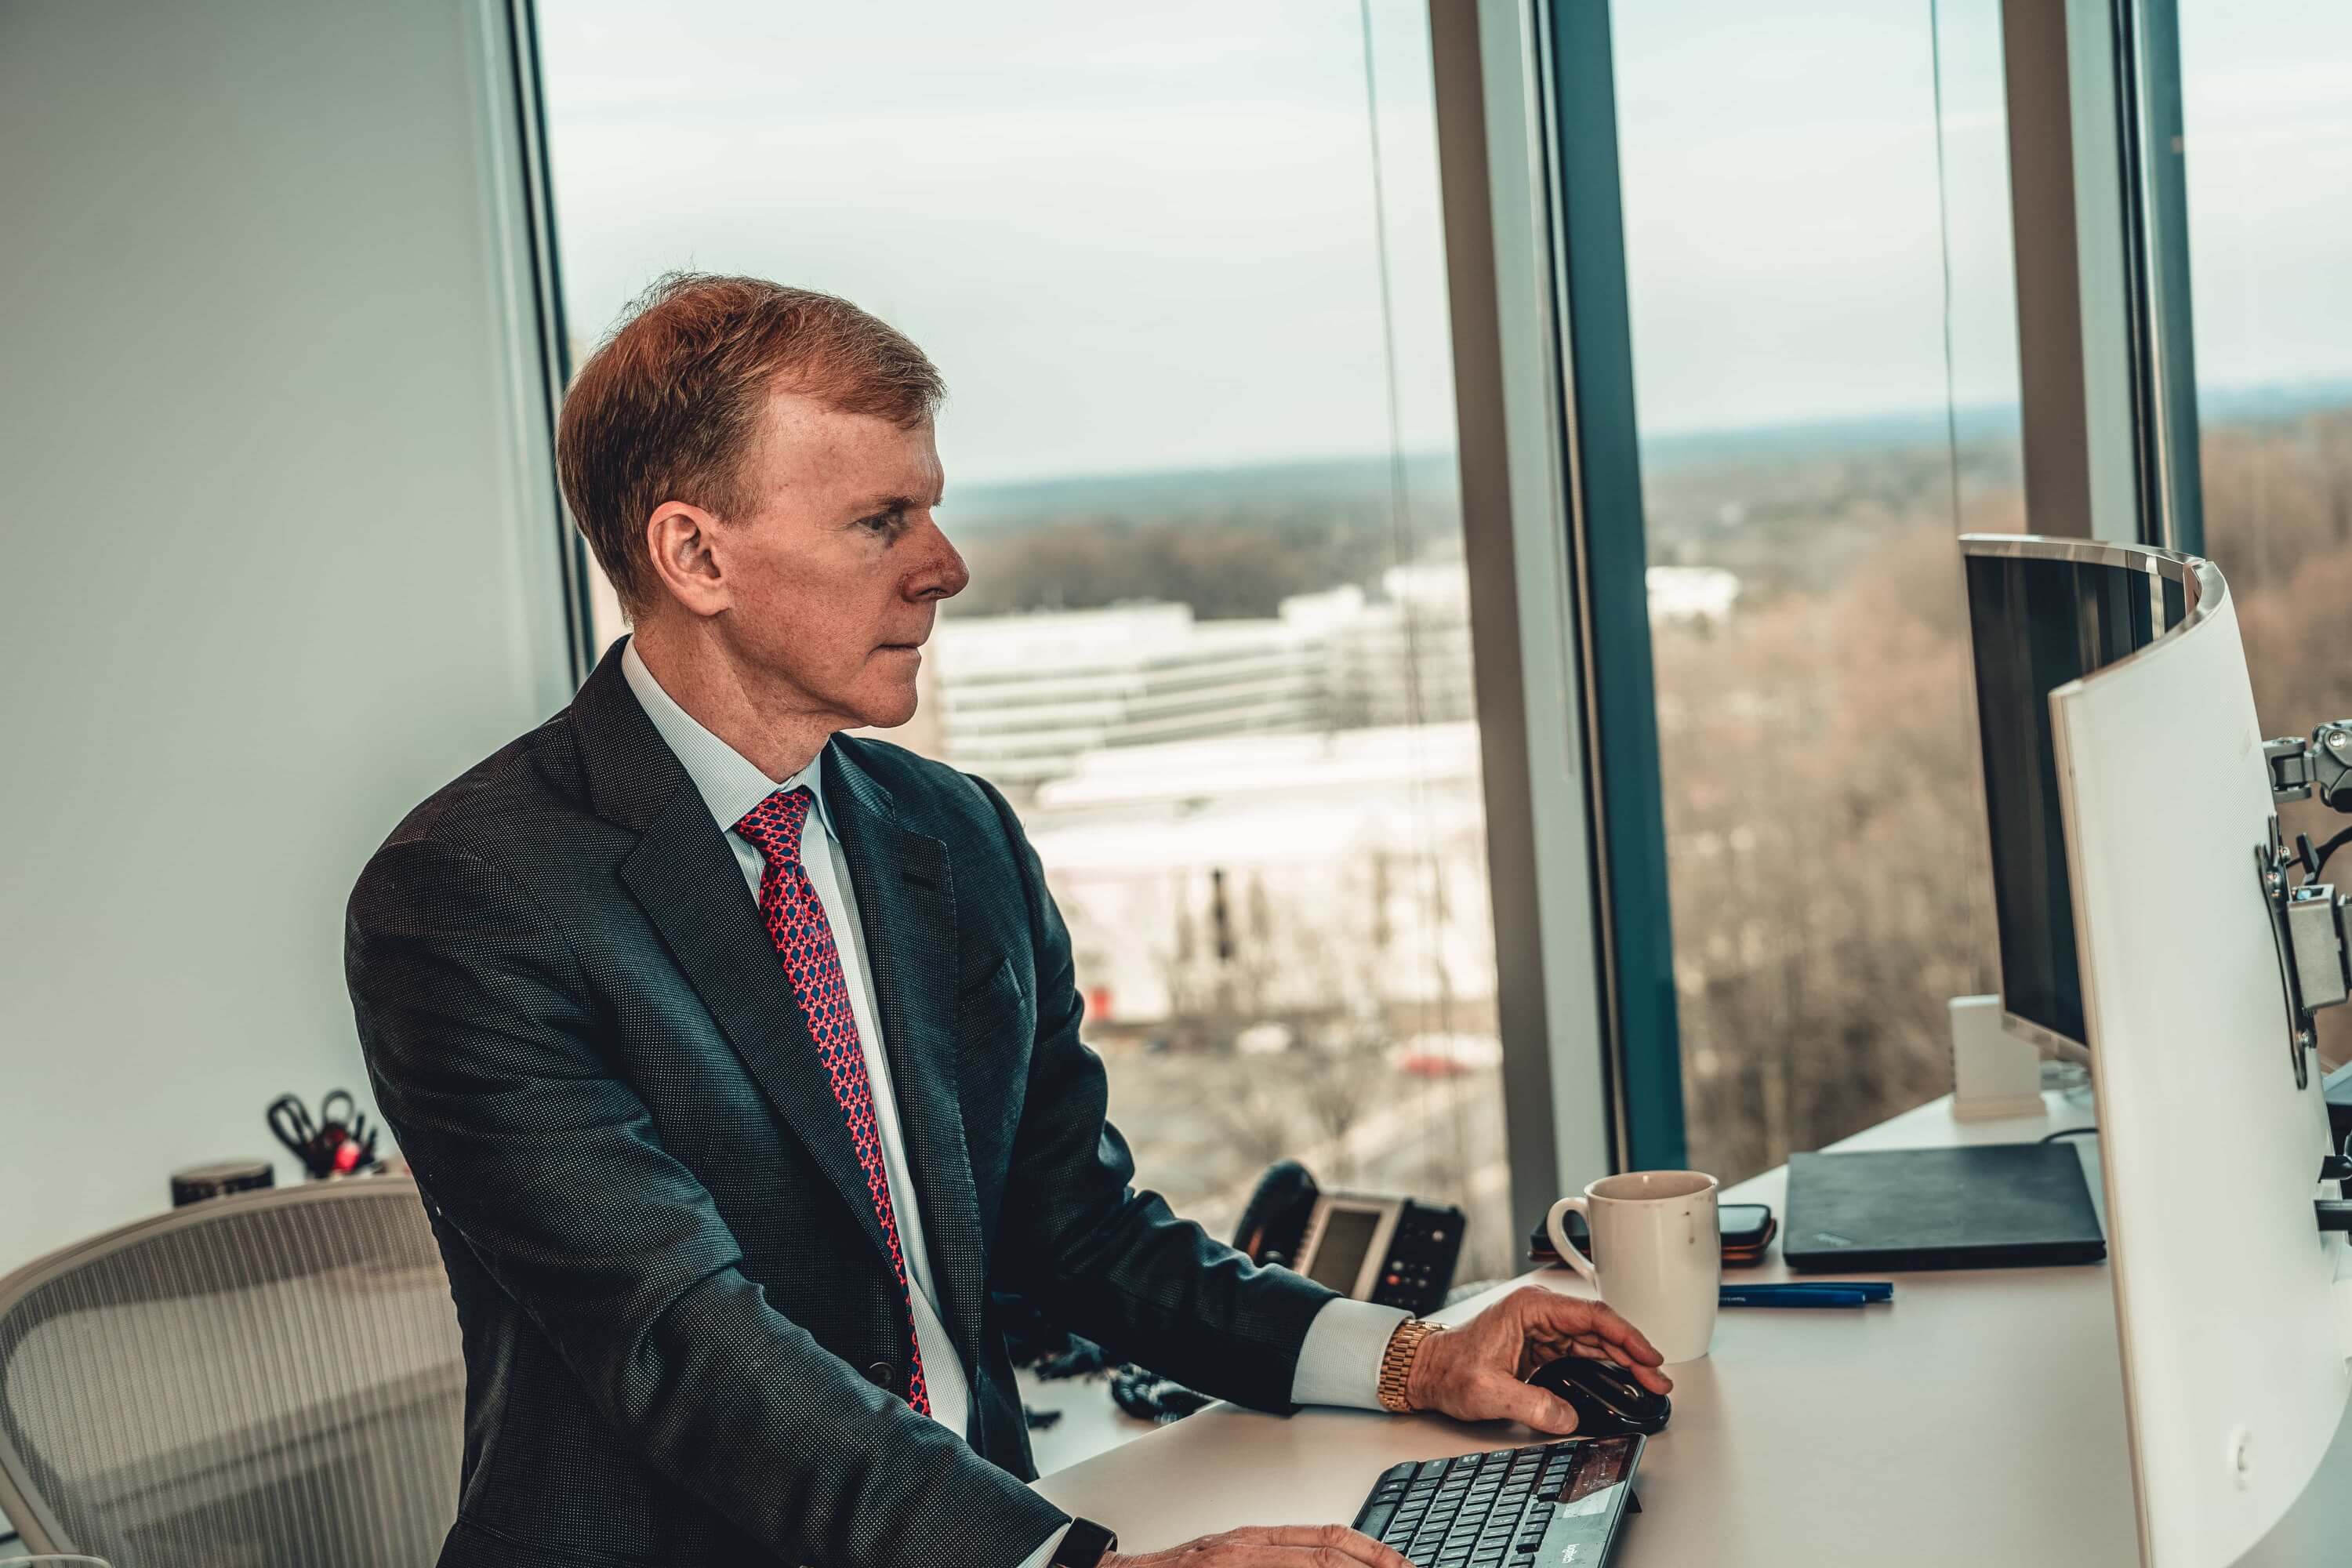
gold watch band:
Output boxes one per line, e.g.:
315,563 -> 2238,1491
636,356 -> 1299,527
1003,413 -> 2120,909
1377,1317 -> 1444,1414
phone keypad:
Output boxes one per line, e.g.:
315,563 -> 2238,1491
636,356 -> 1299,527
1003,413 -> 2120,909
1370,1207 -> 1465,1313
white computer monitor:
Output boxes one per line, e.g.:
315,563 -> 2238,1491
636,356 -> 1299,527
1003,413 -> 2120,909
2020,535 -> 2352,1564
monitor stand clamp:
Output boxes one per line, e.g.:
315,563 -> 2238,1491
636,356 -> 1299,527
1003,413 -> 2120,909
2263,722 -> 2352,810
2252,721 -> 2352,1095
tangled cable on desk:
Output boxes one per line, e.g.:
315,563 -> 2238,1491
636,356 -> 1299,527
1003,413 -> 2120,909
998,1291 -> 1213,1427
1107,1365 -> 1214,1425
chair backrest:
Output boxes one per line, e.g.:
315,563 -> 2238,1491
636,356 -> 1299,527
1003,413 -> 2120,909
0,1178 -> 463,1567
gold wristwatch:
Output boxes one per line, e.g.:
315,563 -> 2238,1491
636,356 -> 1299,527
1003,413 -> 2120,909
1377,1317 -> 1445,1413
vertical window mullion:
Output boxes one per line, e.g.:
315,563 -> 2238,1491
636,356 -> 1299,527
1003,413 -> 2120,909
1538,0 -> 1687,1173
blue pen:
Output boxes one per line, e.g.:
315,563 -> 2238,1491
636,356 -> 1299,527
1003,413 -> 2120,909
1719,1287 -> 1870,1308
1730,1280 -> 1893,1302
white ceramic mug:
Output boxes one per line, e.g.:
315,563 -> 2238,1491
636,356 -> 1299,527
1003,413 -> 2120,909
1547,1170 -> 1721,1364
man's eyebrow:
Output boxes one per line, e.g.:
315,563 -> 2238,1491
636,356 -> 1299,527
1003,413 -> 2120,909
857,489 -> 945,514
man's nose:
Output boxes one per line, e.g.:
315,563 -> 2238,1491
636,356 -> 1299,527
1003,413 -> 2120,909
909,515 -> 969,602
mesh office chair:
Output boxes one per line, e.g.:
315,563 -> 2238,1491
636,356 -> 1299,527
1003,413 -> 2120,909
0,1178 -> 463,1567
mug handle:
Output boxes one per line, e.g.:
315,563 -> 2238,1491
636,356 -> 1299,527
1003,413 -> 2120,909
1545,1196 -> 1599,1285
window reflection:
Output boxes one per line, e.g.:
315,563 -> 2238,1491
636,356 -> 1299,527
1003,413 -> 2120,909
1612,0 -> 2018,1181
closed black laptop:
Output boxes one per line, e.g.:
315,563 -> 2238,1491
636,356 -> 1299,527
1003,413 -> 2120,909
1782,1142 -> 2106,1272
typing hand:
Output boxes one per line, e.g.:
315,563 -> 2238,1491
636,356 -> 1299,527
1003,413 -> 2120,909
1404,1286 -> 1671,1433
1102,1524 -> 1410,1566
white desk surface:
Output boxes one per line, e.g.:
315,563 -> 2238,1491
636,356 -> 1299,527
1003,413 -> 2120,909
1038,1090 -> 2144,1566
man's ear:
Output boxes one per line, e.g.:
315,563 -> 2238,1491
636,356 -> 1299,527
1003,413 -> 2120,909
642,500 -> 730,618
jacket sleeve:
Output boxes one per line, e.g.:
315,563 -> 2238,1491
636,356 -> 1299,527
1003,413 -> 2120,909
346,838 -> 1067,1568
971,778 -> 1339,1409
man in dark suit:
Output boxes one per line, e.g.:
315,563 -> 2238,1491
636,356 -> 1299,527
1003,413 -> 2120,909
347,274 -> 1668,1568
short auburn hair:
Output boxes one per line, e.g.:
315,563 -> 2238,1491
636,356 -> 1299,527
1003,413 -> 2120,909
557,273 -> 946,615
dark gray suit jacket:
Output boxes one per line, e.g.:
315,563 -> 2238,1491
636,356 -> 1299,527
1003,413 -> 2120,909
345,643 -> 1338,1568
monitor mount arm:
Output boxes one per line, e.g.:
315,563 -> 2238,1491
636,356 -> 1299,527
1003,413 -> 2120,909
2260,729 -> 2352,1256
2254,723 -> 2352,1093
2265,722 -> 2352,814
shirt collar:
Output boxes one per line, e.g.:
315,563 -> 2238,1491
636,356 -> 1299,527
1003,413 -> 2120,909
620,637 -> 837,842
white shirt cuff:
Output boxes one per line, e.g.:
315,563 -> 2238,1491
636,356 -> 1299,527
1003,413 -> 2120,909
1289,1297 -> 1413,1410
1016,1523 -> 1071,1568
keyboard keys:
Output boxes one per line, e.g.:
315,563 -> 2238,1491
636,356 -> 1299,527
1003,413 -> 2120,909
1357,1439 -> 1638,1567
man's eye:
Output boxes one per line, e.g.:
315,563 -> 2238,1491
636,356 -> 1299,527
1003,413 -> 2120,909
858,510 -> 905,534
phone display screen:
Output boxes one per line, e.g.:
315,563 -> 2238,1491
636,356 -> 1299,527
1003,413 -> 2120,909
1308,1206 -> 1381,1291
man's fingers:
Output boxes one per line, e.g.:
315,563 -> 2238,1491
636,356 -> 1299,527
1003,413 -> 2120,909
1233,1523 -> 1414,1566
1540,1294 -> 1664,1364
1555,1338 -> 1675,1396
1477,1373 -> 1584,1436
1623,1359 -> 1675,1395
1508,1288 -> 1671,1385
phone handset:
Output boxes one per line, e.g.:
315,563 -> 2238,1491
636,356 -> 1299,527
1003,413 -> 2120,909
1234,1160 -> 1321,1269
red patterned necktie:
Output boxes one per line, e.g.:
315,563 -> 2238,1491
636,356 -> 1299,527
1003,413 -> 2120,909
734,786 -> 930,1416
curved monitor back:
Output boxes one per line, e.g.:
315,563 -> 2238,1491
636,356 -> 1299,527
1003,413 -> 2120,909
2024,536 -> 2350,1566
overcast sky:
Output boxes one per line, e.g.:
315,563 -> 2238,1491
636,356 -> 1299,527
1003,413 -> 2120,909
539,1 -> 2352,486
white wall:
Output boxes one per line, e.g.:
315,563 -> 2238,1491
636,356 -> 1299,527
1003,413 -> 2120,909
0,1 -> 572,1274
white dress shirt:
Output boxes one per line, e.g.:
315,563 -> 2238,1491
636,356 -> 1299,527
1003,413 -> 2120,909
621,641 -> 1405,1565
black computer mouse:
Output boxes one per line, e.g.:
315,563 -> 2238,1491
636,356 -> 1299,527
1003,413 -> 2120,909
1528,1355 -> 1671,1437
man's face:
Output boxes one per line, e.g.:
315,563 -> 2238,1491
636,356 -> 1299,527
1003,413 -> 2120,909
704,390 -> 966,731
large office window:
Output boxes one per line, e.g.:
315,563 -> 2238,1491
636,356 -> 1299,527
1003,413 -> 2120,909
535,3 -> 1519,1279
1606,0 -> 2020,1181
2177,1 -> 2352,1062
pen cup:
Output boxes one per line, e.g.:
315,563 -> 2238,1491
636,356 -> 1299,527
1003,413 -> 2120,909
1548,1171 -> 1720,1364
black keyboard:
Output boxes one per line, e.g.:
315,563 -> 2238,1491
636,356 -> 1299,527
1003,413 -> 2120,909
1352,1436 -> 1644,1566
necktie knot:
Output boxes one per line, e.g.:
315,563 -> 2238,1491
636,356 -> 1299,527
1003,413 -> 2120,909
733,785 -> 815,867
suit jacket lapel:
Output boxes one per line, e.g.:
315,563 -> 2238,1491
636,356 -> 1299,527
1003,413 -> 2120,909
619,786 -> 898,1269
573,644 -> 892,1270
825,741 -> 988,1374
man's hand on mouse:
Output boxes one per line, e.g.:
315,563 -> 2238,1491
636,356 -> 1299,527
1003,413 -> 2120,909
1403,1285 -> 1671,1434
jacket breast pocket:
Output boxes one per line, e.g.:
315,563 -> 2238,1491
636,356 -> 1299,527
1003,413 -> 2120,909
957,954 -> 1034,1171
957,953 -> 1033,1052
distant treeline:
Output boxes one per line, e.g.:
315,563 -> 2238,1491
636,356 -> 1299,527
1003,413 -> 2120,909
946,454 -> 1464,621
942,400 -> 2351,624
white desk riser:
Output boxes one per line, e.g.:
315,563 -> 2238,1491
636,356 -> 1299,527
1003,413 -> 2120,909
1040,1091 -> 2153,1566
